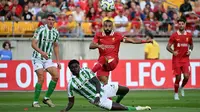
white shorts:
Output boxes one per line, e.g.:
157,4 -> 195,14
31,58 -> 56,71
97,83 -> 119,110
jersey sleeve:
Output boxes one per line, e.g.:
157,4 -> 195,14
189,34 -> 193,45
92,33 -> 99,43
82,67 -> 95,79
33,27 -> 42,40
117,32 -> 124,41
54,30 -> 59,43
67,81 -> 74,98
168,34 -> 175,44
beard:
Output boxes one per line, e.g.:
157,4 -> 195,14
179,27 -> 184,32
104,29 -> 112,35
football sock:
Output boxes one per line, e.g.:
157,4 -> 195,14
45,80 -> 57,98
92,63 -> 102,73
116,95 -> 125,103
127,106 -> 137,111
181,78 -> 189,88
174,79 -> 180,93
34,83 -> 42,102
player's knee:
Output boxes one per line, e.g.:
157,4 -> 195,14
124,87 -> 129,94
38,76 -> 44,84
52,75 -> 59,82
184,74 -> 190,80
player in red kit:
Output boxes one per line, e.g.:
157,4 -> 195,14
89,19 -> 152,85
166,18 -> 193,100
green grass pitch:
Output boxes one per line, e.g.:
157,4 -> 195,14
0,90 -> 200,112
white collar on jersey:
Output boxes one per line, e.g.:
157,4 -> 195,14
45,24 -> 53,31
177,30 -> 187,35
102,30 -> 114,36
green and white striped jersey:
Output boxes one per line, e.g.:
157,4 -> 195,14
68,67 -> 104,102
32,24 -> 59,60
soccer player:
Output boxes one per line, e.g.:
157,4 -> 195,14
89,19 -> 153,85
31,13 -> 61,107
166,18 -> 193,100
60,59 -> 151,112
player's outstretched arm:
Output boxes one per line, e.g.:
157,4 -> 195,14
89,76 -> 101,105
61,97 -> 75,112
123,37 -> 152,44
89,42 -> 106,50
89,42 -> 99,49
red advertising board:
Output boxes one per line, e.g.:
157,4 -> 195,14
0,60 -> 200,91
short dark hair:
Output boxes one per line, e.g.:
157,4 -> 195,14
104,19 -> 113,23
177,17 -> 186,23
146,32 -> 154,39
2,41 -> 11,49
47,13 -> 56,19
68,59 -> 80,68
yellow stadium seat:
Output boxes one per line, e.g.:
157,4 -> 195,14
81,22 -> 92,35
163,0 -> 184,10
0,22 -> 13,35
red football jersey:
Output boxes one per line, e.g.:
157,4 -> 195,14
92,31 -> 124,58
168,31 -> 193,62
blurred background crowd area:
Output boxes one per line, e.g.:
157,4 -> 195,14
0,0 -> 200,38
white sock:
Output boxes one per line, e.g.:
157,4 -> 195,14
44,97 -> 49,100
33,101 -> 38,104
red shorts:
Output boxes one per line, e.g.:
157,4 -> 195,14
96,56 -> 119,77
172,62 -> 191,76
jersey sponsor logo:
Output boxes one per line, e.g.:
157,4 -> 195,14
177,43 -> 188,47
76,79 -> 89,89
42,38 -> 54,42
104,45 -> 115,48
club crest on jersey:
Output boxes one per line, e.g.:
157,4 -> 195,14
186,37 -> 189,42
112,37 -> 115,41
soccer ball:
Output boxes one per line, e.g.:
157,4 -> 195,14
100,0 -> 115,12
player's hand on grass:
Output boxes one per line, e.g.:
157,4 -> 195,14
41,52 -> 48,59
98,44 -> 106,50
93,97 -> 100,105
57,62 -> 61,69
173,51 -> 178,56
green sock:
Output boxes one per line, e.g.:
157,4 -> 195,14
127,106 -> 137,111
45,80 -> 57,98
34,83 -> 42,102
116,95 -> 125,103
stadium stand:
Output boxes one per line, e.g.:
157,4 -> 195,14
0,0 -> 199,37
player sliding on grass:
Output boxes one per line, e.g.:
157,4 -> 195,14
89,19 -> 153,85
60,59 -> 151,112
166,18 -> 193,100
31,13 -> 61,107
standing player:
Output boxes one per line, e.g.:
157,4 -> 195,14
31,13 -> 61,107
89,19 -> 152,85
166,18 -> 193,100
60,59 -> 151,112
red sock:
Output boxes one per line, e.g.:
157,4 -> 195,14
174,79 -> 180,93
92,63 -> 102,73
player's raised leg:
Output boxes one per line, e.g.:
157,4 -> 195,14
32,69 -> 44,107
43,66 -> 59,107
115,85 -> 129,103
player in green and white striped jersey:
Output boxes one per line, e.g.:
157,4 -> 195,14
31,13 -> 61,108
60,60 -> 151,112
